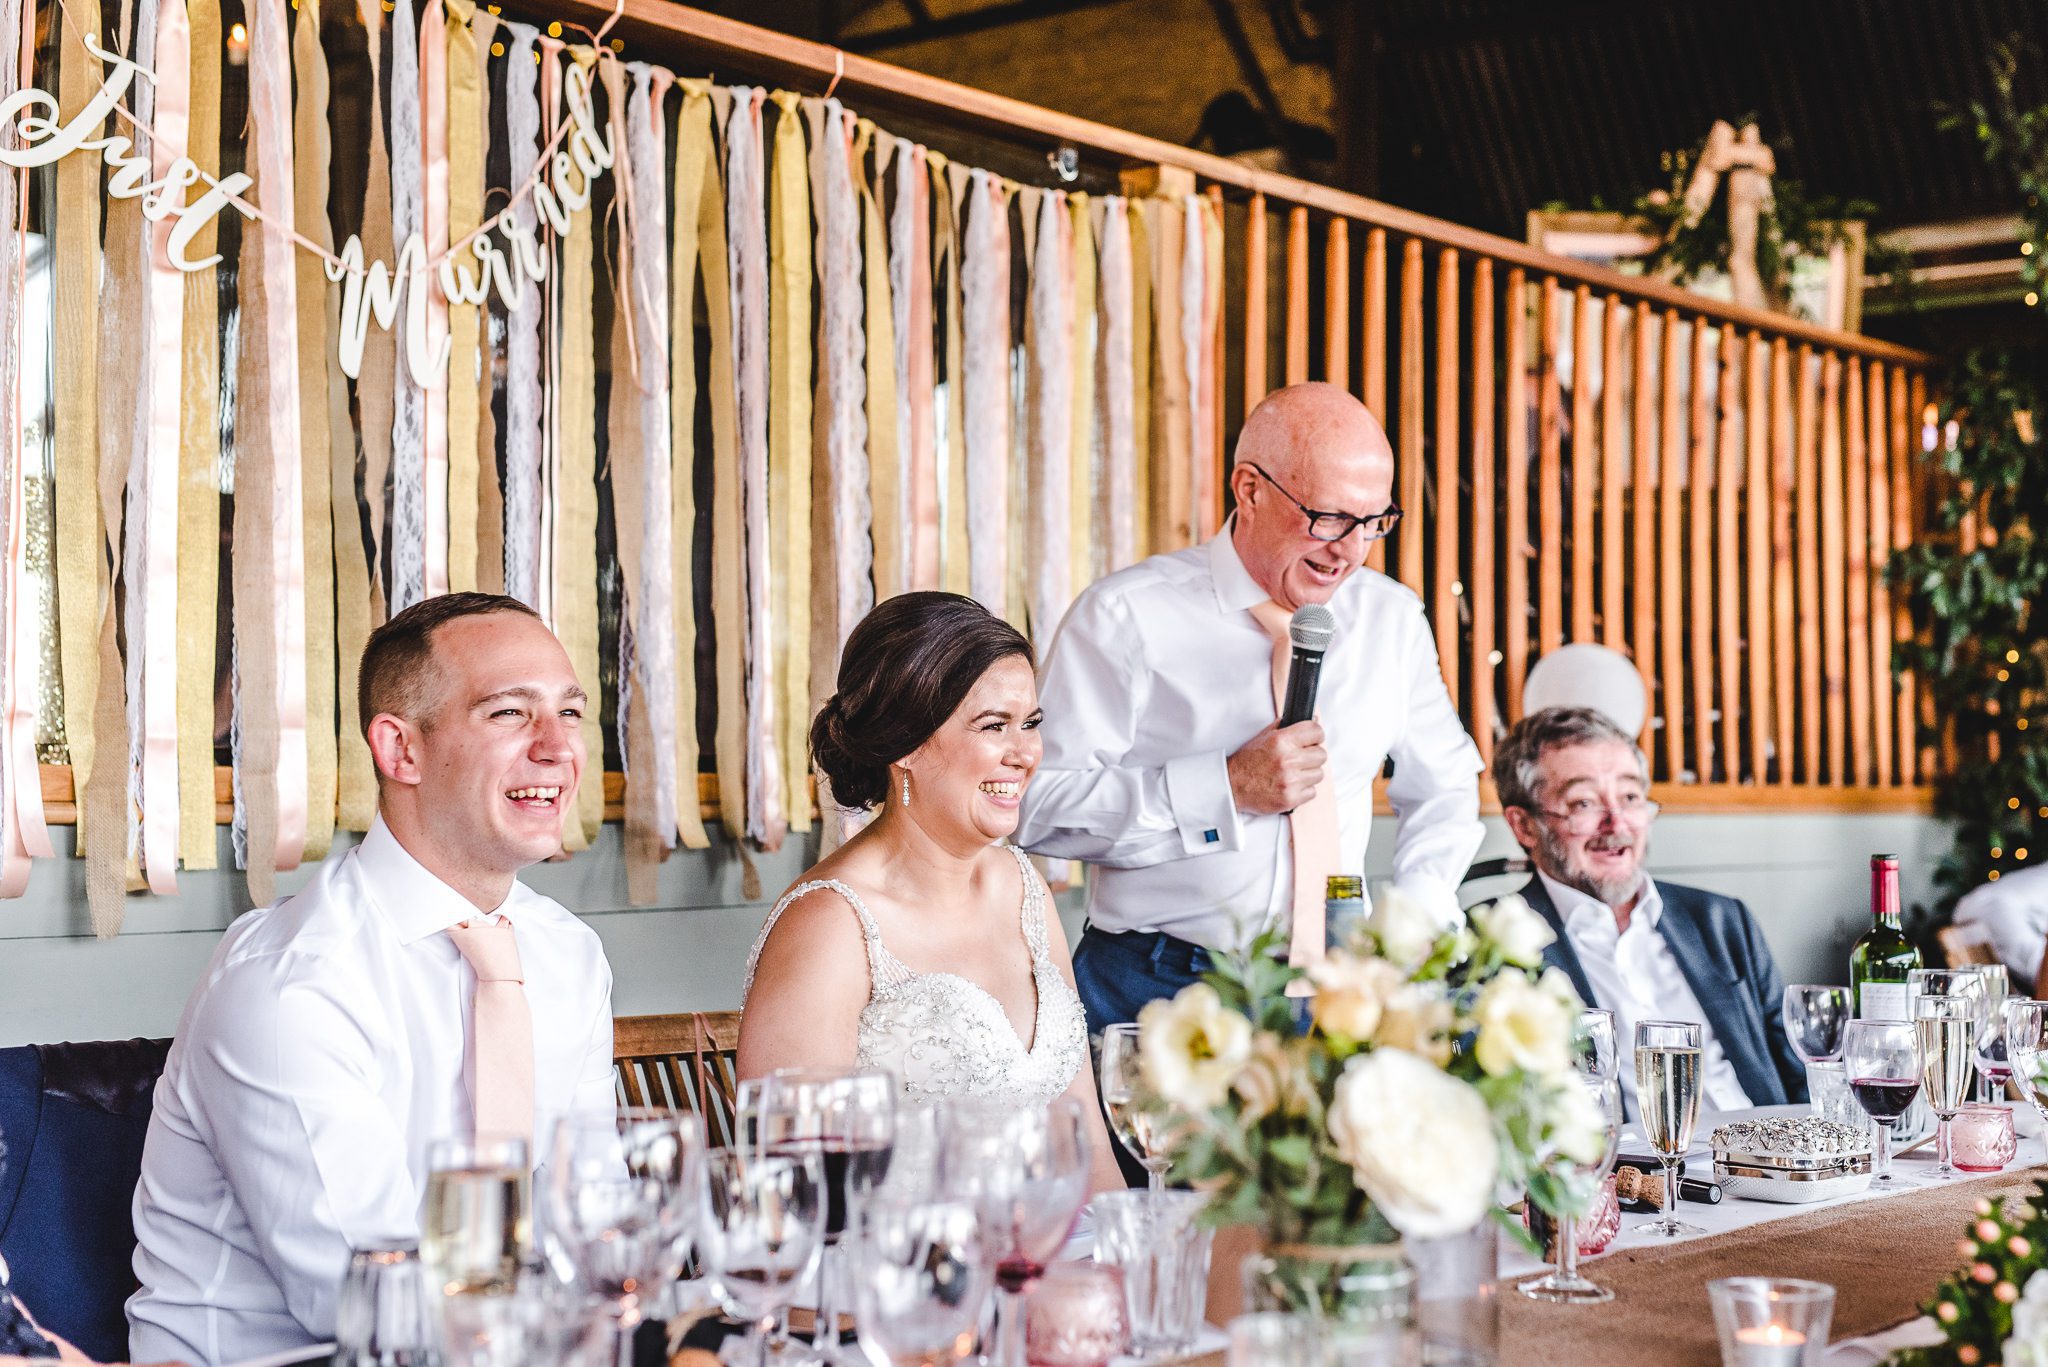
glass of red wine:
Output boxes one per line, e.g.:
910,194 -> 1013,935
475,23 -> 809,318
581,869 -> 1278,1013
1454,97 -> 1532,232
934,1097 -> 1091,1367
1844,1018 -> 1921,1187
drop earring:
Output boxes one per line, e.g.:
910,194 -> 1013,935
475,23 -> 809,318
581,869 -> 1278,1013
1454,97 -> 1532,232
900,771 -> 910,808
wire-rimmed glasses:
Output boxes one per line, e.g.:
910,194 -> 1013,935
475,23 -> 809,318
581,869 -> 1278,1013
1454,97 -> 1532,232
1844,1017 -> 1920,1186
1099,1024 -> 1172,1193
1633,1019 -> 1704,1238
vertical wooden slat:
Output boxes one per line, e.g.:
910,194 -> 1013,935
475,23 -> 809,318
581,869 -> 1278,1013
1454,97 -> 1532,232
1715,327 -> 1742,782
1891,367 -> 1918,785
1770,340 -> 1797,788
1470,261 -> 1496,760
1504,270 -> 1532,721
1912,371 -> 1940,779
1324,217 -> 1350,388
1538,279 -> 1565,652
1658,312 -> 1686,781
1867,362 -> 1895,786
1433,248 -> 1461,706
1397,238 -> 1425,593
1795,348 -> 1823,785
1745,334 -> 1773,787
1571,286 -> 1598,644
1819,353 -> 1847,785
1843,358 -> 1873,786
1601,296 -> 1627,649
1243,192 -> 1268,408
1364,228 -> 1389,572
1284,206 -> 1309,386
1631,303 -> 1657,751
1689,321 -> 1716,782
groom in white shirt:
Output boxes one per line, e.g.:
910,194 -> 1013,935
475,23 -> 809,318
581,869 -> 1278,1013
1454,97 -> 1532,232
1018,383 -> 1484,1166
128,593 -> 616,1367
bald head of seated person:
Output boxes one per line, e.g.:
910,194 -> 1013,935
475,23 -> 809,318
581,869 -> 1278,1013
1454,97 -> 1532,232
128,594 -> 617,1367
1494,706 -> 1806,1117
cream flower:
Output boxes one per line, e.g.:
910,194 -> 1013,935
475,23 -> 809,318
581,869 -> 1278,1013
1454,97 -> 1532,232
1366,885 -> 1450,970
1233,1032 -> 1313,1122
1547,1077 -> 1610,1168
1327,1049 -> 1499,1239
1308,951 -> 1407,1041
1472,970 -> 1575,1079
2006,1270 -> 2048,1367
1470,894 -> 1555,969
1375,982 -> 1455,1066
1137,983 -> 1254,1111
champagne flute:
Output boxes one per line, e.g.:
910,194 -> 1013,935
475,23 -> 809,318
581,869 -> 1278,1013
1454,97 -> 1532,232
850,1195 -> 995,1367
700,1146 -> 827,1367
1633,1020 -> 1704,1238
1916,994 -> 1980,1180
1518,1073 -> 1622,1304
421,1136 -> 531,1299
1844,1018 -> 1920,1186
1099,1024 -> 1172,1193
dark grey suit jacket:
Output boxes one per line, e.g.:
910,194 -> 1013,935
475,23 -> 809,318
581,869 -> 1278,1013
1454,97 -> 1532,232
1519,875 -> 1810,1108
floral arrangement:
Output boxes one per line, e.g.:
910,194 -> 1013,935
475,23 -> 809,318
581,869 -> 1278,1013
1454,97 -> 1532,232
1133,889 -> 1605,1248
1891,1185 -> 2048,1366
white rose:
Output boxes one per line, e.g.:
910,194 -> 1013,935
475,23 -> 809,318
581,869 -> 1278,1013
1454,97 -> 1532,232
1375,982 -> 1454,1066
1308,951 -> 1406,1041
1367,885 -> 1450,970
1327,1049 -> 1499,1239
1536,966 -> 1584,1011
2008,1271 -> 2048,1367
1137,983 -> 1254,1111
1471,894 -> 1555,969
1472,970 -> 1575,1079
1548,1077 -> 1610,1168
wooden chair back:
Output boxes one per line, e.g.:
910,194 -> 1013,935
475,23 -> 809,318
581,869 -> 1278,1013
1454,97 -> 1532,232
1937,925 -> 2002,970
613,1011 -> 744,1147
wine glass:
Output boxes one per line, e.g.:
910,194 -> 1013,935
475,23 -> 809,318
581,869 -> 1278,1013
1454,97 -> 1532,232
1518,1073 -> 1622,1304
1633,1020 -> 1704,1238
737,1068 -> 896,1366
2005,1000 -> 2048,1132
1574,1008 -> 1619,1082
1099,1024 -> 1172,1193
700,1145 -> 827,1367
850,1195 -> 995,1367
1782,985 -> 1852,1066
334,1244 -> 440,1367
421,1136 -> 531,1299
545,1110 -> 705,1343
935,1097 -> 1090,1367
1915,994 -> 1980,1180
1972,965 -> 2013,1102
1844,1018 -> 1920,1186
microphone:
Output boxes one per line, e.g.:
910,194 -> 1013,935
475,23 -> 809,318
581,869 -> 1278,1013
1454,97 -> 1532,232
1279,605 -> 1337,727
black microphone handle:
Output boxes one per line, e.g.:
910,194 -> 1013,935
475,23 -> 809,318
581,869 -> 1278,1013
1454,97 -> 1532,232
1279,646 -> 1324,727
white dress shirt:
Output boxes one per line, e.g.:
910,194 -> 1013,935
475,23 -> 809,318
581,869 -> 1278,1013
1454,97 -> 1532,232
1954,865 -> 2048,993
127,817 -> 616,1367
1542,871 -> 1752,1117
1016,526 -> 1484,951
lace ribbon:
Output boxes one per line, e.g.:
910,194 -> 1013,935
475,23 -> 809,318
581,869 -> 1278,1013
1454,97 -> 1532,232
888,136 -> 936,592
386,0 -> 425,612
441,0 -> 484,593
500,25 -> 542,607
854,122 -> 899,603
1095,198 -> 1137,573
1024,186 -> 1070,653
961,168 -> 1010,617
418,0 -> 450,598
766,91 -> 810,835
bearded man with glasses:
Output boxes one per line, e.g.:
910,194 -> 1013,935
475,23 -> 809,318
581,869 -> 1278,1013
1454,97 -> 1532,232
1017,383 -> 1485,1182
1496,706 -> 1807,1116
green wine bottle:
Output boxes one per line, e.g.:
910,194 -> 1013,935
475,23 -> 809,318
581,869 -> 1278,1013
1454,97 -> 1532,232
1849,853 -> 1919,1019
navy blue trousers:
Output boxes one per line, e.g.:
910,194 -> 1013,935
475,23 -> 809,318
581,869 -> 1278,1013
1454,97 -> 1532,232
1072,925 -> 1214,1188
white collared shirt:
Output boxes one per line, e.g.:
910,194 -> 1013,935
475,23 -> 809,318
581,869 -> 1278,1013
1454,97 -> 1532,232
127,817 -> 616,1367
1542,871 -> 1753,1117
1953,865 -> 2048,993
1015,526 -> 1484,951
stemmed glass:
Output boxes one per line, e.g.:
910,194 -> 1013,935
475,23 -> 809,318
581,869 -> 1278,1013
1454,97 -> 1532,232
544,1109 -> 705,1349
1517,1072 -> 1623,1304
1782,985 -> 1852,1067
935,1097 -> 1091,1367
700,1146 -> 827,1367
1972,965 -> 2013,1102
1633,1020 -> 1705,1238
1844,1018 -> 1921,1186
1574,1007 -> 1618,1082
850,1194 -> 995,1367
1915,994 -> 1981,1180
2005,1000 -> 2048,1132
1099,1024 -> 1172,1193
737,1068 -> 897,1365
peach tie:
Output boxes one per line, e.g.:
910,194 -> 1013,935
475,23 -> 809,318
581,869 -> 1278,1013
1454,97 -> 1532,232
1249,602 -> 1339,973
447,920 -> 535,1147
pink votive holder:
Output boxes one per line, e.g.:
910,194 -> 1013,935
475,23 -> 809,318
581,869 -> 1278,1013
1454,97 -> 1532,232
1025,1262 -> 1127,1367
1953,1104 -> 2020,1173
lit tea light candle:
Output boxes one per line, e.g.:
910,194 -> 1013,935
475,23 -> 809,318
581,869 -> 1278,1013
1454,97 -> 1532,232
1731,1322 -> 1805,1367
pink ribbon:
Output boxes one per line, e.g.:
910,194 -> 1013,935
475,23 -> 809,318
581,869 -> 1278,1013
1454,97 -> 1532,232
419,0 -> 450,598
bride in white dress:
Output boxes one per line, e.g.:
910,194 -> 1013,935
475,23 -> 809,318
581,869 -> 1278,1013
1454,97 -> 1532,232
738,592 -> 1123,1192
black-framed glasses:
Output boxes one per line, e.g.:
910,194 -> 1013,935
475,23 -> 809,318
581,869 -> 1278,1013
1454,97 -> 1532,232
1243,463 -> 1402,543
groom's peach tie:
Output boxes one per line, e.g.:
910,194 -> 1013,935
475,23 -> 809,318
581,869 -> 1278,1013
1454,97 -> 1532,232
447,920 -> 535,1146
1250,601 -> 1338,973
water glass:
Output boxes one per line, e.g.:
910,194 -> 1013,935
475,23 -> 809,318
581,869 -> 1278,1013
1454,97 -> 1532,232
1024,1263 -> 1127,1367
1707,1277 -> 1834,1366
335,1243 -> 441,1367
1805,1061 -> 1872,1138
851,1195 -> 993,1367
1953,1103 -> 2019,1172
1226,1313 -> 1325,1367
1091,1191 -> 1213,1356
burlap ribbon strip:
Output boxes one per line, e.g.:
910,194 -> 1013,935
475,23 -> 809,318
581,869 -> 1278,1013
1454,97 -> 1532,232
854,122 -> 900,604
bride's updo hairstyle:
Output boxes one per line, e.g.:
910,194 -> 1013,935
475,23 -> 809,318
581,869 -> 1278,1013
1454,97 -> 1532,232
811,591 -> 1034,811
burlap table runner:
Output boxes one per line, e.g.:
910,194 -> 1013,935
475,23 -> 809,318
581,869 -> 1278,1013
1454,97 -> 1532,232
1502,1168 -> 2045,1366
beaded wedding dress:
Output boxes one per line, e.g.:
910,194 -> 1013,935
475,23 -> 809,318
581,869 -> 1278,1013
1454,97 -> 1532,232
742,844 -> 1089,1106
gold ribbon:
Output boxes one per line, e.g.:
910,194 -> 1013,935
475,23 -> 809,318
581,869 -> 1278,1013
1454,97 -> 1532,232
671,79 -> 725,852
854,123 -> 899,602
443,0 -> 482,594
1068,191 -> 1095,594
1127,199 -> 1152,562
233,203 -> 282,904
607,150 -> 656,904
293,0 -> 336,861
1201,195 -> 1225,535
766,90 -> 812,834
51,14 -> 101,857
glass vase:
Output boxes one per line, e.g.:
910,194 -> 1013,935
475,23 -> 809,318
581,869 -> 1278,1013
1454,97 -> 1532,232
1241,1242 -> 1419,1367
1406,1221 -> 1499,1367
